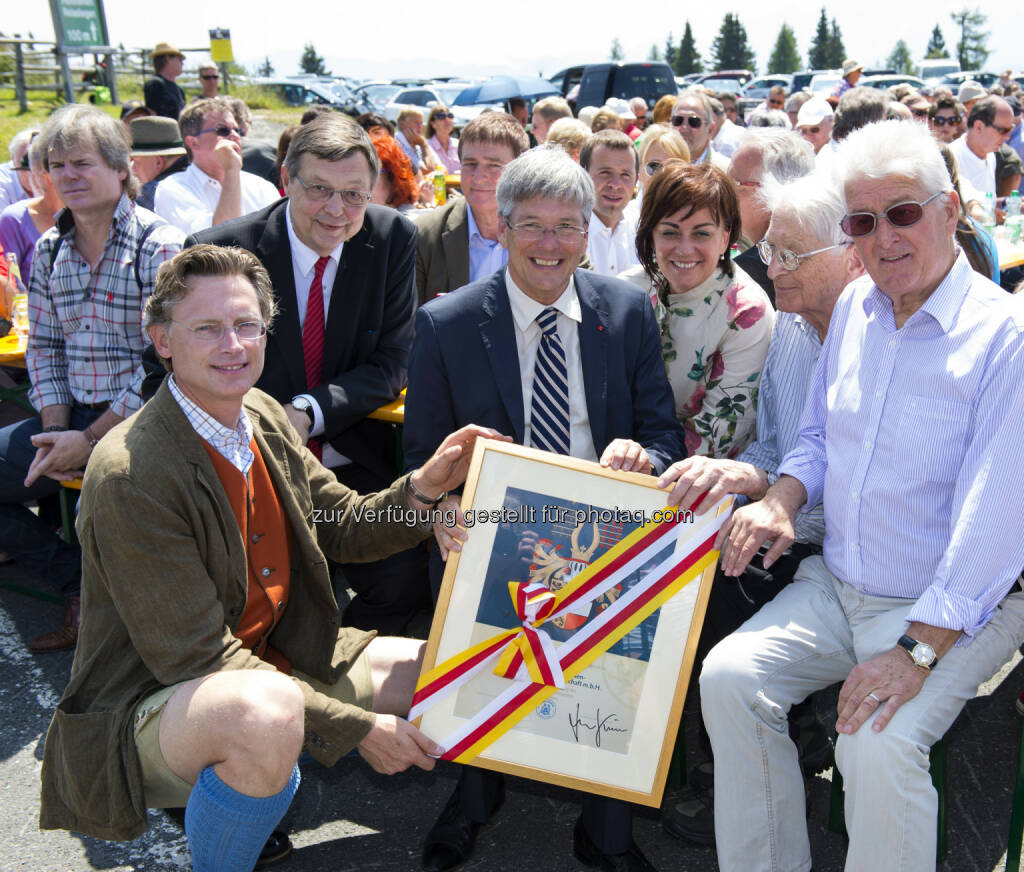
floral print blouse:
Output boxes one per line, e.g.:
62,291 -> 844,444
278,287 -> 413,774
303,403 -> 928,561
660,266 -> 774,459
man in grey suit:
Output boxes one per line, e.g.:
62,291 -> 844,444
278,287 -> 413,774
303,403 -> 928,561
414,113 -> 528,306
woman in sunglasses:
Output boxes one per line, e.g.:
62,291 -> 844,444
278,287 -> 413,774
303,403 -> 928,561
634,160 -> 773,458
426,105 -> 460,174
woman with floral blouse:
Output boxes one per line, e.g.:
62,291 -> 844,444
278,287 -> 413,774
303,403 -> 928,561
633,161 -> 774,458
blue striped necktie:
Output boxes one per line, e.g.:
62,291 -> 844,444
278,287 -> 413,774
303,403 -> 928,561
530,307 -> 571,456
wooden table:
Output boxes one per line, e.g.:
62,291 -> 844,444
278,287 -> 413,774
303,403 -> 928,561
998,235 -> 1024,270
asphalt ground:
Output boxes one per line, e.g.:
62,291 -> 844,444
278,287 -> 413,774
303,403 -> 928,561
2,576 -> 1023,872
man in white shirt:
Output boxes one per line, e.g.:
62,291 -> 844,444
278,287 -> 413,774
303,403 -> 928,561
711,93 -> 746,158
580,129 -> 640,276
948,95 -> 1014,198
155,97 -> 278,234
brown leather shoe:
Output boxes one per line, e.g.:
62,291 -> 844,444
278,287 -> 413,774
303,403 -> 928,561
28,595 -> 80,653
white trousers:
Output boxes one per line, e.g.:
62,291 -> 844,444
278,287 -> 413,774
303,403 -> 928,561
699,555 -> 1024,872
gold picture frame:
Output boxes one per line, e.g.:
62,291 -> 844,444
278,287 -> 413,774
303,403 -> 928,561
415,438 -> 727,807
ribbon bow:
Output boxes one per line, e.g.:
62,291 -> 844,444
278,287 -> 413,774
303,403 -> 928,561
493,582 -> 565,687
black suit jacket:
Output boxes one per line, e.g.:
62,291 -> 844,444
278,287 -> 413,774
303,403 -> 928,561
404,269 -> 684,475
188,200 -> 417,481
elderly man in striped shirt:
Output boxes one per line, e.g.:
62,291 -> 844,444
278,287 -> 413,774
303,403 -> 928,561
656,170 -> 864,846
699,119 -> 1024,872
0,105 -> 184,651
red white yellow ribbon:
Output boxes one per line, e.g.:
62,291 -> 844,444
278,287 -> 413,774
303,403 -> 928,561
409,498 -> 731,762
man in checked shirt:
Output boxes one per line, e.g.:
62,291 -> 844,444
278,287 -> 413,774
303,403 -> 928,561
0,105 -> 184,652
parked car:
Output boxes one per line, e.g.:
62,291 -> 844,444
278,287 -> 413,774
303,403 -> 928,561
940,70 -> 1000,89
791,69 -> 838,94
352,82 -> 403,113
917,59 -> 961,83
383,83 -> 499,129
859,74 -> 926,91
253,77 -> 373,117
808,73 -> 842,98
692,69 -> 753,89
548,62 -> 677,111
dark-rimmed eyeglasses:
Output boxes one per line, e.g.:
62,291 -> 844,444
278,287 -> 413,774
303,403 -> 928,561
671,115 -> 704,129
503,218 -> 586,242
756,239 -> 851,271
840,191 -> 944,237
173,320 -> 267,342
930,115 -> 961,127
199,125 -> 242,138
293,174 -> 372,206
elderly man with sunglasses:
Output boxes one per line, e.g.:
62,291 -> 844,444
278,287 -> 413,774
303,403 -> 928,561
657,169 -> 863,847
698,119 -> 1024,872
155,97 -> 278,234
671,91 -> 730,171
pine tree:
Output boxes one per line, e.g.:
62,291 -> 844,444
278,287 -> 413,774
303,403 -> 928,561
887,40 -> 914,75
675,22 -> 704,75
664,32 -> 677,70
299,43 -> 329,76
768,24 -> 801,74
710,13 -> 757,73
610,38 -> 624,61
807,8 -> 830,69
826,19 -> 845,67
256,57 -> 274,77
925,24 -> 949,59
950,8 -> 989,71
647,44 -> 662,61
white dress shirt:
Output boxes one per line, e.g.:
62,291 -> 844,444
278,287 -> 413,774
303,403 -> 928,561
586,210 -> 640,277
154,161 -> 279,235
505,270 -> 597,461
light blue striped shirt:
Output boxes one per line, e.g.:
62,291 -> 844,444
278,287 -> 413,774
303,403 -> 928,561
739,312 -> 825,545
779,252 -> 1024,640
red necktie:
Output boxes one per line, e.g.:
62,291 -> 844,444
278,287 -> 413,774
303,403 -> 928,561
302,256 -> 329,461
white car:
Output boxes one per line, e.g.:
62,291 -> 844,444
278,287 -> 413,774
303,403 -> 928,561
383,83 -> 500,130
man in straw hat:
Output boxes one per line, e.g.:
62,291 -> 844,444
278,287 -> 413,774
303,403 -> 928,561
145,42 -> 186,120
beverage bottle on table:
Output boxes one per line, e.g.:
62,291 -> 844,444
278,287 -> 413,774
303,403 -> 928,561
1007,191 -> 1022,243
432,169 -> 447,206
982,192 -> 997,234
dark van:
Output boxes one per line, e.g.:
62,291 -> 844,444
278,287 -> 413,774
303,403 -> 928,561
548,62 -> 678,111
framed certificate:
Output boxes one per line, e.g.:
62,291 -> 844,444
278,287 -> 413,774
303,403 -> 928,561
413,439 -> 728,807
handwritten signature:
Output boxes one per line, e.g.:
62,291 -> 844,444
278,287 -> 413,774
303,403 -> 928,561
568,704 -> 629,748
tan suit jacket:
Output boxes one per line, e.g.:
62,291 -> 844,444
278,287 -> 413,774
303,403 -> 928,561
39,383 -> 431,840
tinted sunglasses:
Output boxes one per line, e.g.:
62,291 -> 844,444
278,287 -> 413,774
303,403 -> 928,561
989,122 -> 1015,136
671,115 -> 704,129
840,191 -> 944,237
930,115 -> 961,126
200,74 -> 219,80
200,125 -> 242,138
433,112 -> 455,120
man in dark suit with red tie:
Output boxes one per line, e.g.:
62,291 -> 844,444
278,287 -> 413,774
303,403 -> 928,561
189,114 -> 424,636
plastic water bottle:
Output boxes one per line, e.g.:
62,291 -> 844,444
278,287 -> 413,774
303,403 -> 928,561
4,252 -> 23,292
1007,191 -> 1022,243
981,192 -> 997,234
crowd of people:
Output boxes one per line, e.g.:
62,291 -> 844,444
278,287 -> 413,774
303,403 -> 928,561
0,40 -> 1022,872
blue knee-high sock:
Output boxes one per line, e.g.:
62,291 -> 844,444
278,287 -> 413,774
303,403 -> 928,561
184,763 -> 300,872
